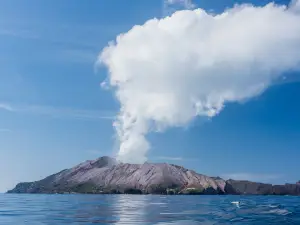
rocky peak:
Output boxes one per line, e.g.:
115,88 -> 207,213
93,156 -> 118,168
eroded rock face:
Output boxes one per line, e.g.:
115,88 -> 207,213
7,156 -> 300,195
272,184 -> 300,195
224,179 -> 273,195
7,157 -> 225,194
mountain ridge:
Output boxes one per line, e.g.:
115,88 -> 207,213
7,156 -> 300,195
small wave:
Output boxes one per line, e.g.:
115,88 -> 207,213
262,209 -> 291,216
149,203 -> 167,205
268,204 -> 280,208
156,220 -> 210,225
230,217 -> 244,222
160,212 -> 191,215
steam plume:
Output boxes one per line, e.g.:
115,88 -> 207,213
98,1 -> 300,163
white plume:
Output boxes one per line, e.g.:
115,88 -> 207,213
290,0 -> 300,12
98,2 -> 300,163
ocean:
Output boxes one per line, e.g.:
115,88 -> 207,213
0,194 -> 299,224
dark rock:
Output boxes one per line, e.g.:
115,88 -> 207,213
224,179 -> 300,196
225,179 -> 273,195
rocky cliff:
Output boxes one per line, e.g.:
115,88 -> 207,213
7,156 -> 300,195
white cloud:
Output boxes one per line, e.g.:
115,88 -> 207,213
290,0 -> 300,12
98,1 -> 300,163
222,173 -> 282,182
0,102 -> 115,121
100,80 -> 110,90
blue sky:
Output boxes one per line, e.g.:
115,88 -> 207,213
0,0 -> 299,192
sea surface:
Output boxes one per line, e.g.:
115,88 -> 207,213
0,194 -> 300,224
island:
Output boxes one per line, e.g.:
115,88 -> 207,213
7,156 -> 300,195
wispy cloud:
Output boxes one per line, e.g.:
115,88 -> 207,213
0,23 -> 127,48
155,156 -> 199,162
0,103 -> 13,111
0,28 -> 40,39
0,128 -> 12,133
165,0 -> 196,9
273,74 -> 300,86
0,102 -> 115,121
0,21 -> 132,65
163,0 -> 196,16
0,28 -> 99,64
157,156 -> 184,161
57,49 -> 98,64
221,173 -> 282,182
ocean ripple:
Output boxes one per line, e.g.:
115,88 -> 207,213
0,194 -> 299,224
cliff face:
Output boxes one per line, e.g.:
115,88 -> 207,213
225,179 -> 300,195
7,156 -> 300,195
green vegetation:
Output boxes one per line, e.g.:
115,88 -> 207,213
70,183 -> 100,194
181,187 -> 205,195
166,187 -> 180,195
